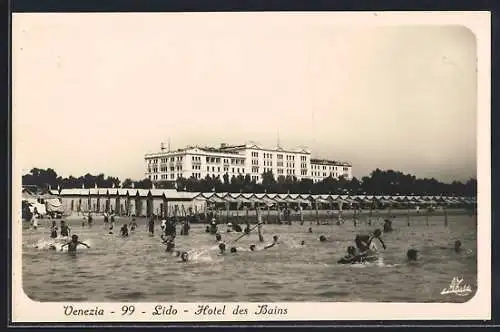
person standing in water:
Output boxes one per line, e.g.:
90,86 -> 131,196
60,220 -> 71,237
60,234 -> 90,253
181,217 -> 190,236
31,210 -> 38,230
87,212 -> 93,227
103,212 -> 109,227
50,225 -> 58,239
148,216 -> 155,236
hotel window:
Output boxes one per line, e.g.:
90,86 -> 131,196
232,168 -> 235,172
207,166 -> 209,171
212,167 -> 215,171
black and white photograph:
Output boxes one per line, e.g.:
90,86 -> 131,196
12,11 -> 490,322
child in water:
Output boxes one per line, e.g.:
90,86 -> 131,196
60,235 -> 90,252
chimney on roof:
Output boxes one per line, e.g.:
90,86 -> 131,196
220,143 -> 227,148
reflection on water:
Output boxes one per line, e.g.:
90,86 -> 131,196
22,214 -> 477,302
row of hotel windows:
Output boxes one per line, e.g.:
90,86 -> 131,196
312,171 -> 350,178
148,156 -> 184,164
252,152 -> 307,162
311,165 -> 351,172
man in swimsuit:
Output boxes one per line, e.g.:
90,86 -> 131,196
60,235 -> 90,252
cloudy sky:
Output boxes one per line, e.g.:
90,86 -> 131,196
13,13 -> 480,183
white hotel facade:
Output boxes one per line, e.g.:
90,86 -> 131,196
144,143 -> 352,184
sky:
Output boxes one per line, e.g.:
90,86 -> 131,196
13,13 -> 480,183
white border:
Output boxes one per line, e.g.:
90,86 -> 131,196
11,11 -> 491,322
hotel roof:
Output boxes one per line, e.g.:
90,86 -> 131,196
310,158 -> 352,167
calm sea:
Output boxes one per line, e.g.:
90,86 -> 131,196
22,213 -> 477,302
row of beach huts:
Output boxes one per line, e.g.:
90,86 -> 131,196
42,188 -> 476,218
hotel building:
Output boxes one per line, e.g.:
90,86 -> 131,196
144,143 -> 352,184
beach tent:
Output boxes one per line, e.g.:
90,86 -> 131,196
45,198 -> 64,214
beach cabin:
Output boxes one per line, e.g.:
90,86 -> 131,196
148,189 -> 170,217
163,191 -> 205,218
106,188 -> 118,213
97,189 -> 108,213
59,188 -> 89,214
133,189 -> 149,217
117,189 -> 128,215
126,189 -> 137,216
88,188 -> 99,212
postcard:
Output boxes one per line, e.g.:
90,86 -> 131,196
11,11 -> 490,323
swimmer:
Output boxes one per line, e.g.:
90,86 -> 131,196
215,233 -> 222,242
300,240 -> 305,246
264,235 -> 279,250
454,240 -> 462,253
120,224 -> 129,237
210,219 -> 218,235
48,244 -> 57,251
205,226 -> 210,233
161,219 -> 167,233
129,221 -> 137,232
249,244 -> 256,251
82,216 -> 87,228
230,247 -> 237,253
103,212 -> 109,225
232,222 -> 242,233
319,235 -> 327,242
338,246 -> 357,264
226,223 -> 233,233
180,251 -> 189,262
354,229 -> 386,254
407,249 -> 419,262
218,242 -> 226,254
308,227 -> 312,233
60,235 -> 90,252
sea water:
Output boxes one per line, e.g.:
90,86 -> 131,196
21,214 -> 477,302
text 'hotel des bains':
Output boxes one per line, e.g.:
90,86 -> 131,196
144,143 -> 353,184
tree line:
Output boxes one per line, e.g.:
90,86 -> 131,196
22,167 -> 477,197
